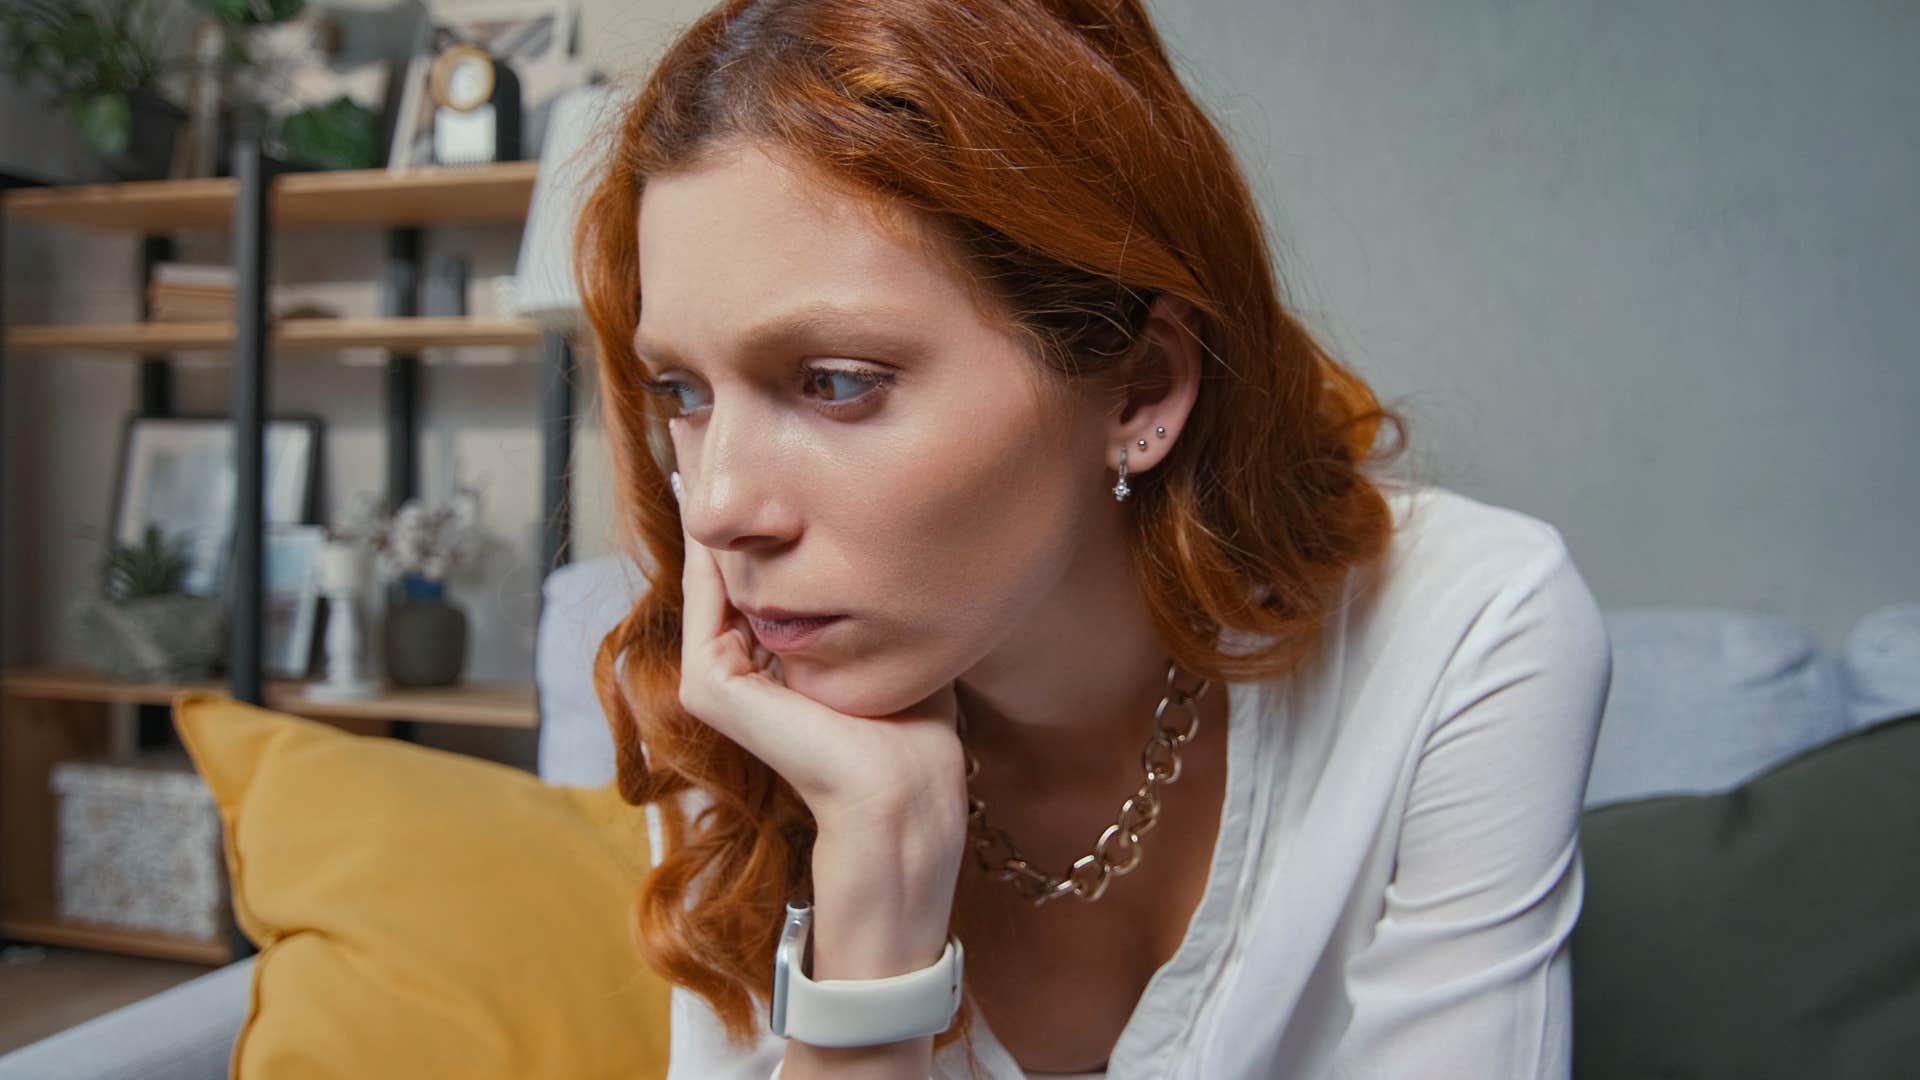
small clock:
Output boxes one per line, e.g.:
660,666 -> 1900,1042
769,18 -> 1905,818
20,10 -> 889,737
428,42 -> 521,165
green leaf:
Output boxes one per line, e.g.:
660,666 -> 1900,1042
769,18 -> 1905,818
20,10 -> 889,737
279,95 -> 376,170
74,92 -> 131,157
0,0 -> 178,99
188,0 -> 302,26
97,523 -> 191,599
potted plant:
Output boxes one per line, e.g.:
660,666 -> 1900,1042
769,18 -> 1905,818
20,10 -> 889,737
71,524 -> 227,682
0,0 -> 194,180
334,484 -> 492,688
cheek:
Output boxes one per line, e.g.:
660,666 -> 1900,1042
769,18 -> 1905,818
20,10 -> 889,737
781,443 -> 1076,717
868,402 -> 1081,640
779,366 -> 1087,715
921,448 -> 1065,583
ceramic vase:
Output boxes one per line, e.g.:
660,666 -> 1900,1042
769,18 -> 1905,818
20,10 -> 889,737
383,574 -> 468,688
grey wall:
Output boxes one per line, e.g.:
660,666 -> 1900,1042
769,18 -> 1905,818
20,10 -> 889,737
1143,0 -> 1918,648
4,0 -> 1914,769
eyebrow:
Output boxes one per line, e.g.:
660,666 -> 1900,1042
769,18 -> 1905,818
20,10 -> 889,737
631,300 -> 924,373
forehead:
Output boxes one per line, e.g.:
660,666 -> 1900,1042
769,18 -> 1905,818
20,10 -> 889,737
633,139 -> 1007,347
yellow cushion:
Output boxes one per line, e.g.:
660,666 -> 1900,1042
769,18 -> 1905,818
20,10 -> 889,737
171,691 -> 670,1080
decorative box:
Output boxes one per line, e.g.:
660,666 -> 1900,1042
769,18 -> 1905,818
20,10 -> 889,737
50,751 -> 229,940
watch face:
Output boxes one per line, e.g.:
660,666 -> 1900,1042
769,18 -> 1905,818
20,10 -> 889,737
429,44 -> 495,112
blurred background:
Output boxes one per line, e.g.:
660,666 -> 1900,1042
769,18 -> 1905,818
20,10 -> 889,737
0,0 -> 1913,1067
3,0 -> 1913,766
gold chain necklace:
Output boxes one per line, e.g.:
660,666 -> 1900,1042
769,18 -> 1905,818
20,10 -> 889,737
956,660 -> 1213,907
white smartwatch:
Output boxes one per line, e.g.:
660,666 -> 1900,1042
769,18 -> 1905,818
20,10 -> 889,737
770,900 -> 965,1047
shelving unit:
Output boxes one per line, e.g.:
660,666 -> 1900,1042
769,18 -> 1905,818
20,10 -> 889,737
3,161 -> 540,231
0,670 -> 537,965
4,315 -> 541,354
0,151 -> 579,966
1,668 -> 537,729
3,902 -> 232,966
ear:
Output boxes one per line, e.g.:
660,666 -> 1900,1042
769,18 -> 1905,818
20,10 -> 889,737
1104,293 -> 1205,479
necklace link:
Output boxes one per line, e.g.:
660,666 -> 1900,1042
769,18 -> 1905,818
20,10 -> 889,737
958,659 -> 1213,907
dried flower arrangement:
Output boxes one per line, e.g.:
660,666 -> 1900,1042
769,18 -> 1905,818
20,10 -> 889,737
332,483 -> 491,589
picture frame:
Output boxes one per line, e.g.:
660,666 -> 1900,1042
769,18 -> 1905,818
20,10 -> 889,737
264,524 -> 327,679
387,0 -> 583,172
109,416 -> 323,599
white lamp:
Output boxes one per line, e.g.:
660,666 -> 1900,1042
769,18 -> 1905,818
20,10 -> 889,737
509,82 -> 623,335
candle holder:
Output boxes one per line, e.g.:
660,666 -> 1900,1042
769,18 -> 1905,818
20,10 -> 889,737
300,540 -> 378,702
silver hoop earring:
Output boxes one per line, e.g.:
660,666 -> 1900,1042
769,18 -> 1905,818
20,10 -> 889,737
1113,448 -> 1131,502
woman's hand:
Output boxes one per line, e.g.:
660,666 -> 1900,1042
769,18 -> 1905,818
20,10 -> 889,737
672,473 -> 967,840
674,469 -> 962,1068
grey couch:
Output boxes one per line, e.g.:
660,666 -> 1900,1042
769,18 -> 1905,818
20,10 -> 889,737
2,551 -> 1913,1080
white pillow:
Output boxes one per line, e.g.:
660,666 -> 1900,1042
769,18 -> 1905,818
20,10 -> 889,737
1586,608 -> 1849,808
1842,603 -> 1920,730
535,554 -> 649,787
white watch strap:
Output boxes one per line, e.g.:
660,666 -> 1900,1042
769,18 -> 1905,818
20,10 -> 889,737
771,902 -> 965,1048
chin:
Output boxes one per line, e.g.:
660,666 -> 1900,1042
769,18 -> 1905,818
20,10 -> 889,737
779,653 -> 943,720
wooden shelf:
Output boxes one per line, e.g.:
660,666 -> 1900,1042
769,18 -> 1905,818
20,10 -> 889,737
2,667 -> 538,729
1,900 -> 232,966
277,681 -> 538,729
1,161 -> 539,231
4,315 -> 543,357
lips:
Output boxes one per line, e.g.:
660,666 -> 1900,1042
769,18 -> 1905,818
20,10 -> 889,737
738,606 -> 844,653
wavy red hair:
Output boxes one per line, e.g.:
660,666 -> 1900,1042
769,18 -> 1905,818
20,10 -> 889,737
571,0 -> 1411,1061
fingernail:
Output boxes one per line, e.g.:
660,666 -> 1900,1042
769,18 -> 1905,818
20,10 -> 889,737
669,470 -> 683,504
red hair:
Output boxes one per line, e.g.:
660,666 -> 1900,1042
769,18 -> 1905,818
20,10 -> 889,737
572,0 -> 1411,1060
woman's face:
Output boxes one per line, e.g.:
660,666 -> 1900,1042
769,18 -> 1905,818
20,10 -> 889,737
635,138 -> 1122,718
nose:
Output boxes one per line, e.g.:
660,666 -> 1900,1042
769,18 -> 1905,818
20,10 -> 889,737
673,403 -> 800,553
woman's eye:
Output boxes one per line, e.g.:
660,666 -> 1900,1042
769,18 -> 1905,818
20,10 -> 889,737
802,367 -> 891,412
640,366 -> 893,419
639,378 -> 706,416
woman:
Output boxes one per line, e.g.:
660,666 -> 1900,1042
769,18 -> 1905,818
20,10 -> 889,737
574,2 -> 1612,1078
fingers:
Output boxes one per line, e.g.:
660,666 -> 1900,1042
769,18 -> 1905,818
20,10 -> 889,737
747,640 -> 787,684
676,472 -> 732,647
675,470 -> 764,693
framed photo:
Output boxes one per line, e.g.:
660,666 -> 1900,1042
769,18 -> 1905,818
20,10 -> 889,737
109,416 -> 322,598
388,0 -> 583,171
264,525 -> 327,678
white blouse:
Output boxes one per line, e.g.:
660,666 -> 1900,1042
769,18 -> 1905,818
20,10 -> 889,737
650,481 -> 1613,1079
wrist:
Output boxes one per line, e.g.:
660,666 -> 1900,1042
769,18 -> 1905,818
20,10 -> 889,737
809,820 -> 963,980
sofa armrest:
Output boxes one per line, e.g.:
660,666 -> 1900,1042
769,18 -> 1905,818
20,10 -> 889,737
0,956 -> 252,1080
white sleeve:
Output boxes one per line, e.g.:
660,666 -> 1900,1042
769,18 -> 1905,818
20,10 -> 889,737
660,979 -> 788,1080
765,1053 -> 939,1079
651,796 -> 798,1080
1329,536 -> 1612,1078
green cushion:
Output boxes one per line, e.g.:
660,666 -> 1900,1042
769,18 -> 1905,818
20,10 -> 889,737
1573,711 -> 1920,1080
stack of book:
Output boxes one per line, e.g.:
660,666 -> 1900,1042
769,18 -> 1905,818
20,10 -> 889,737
147,262 -> 236,322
